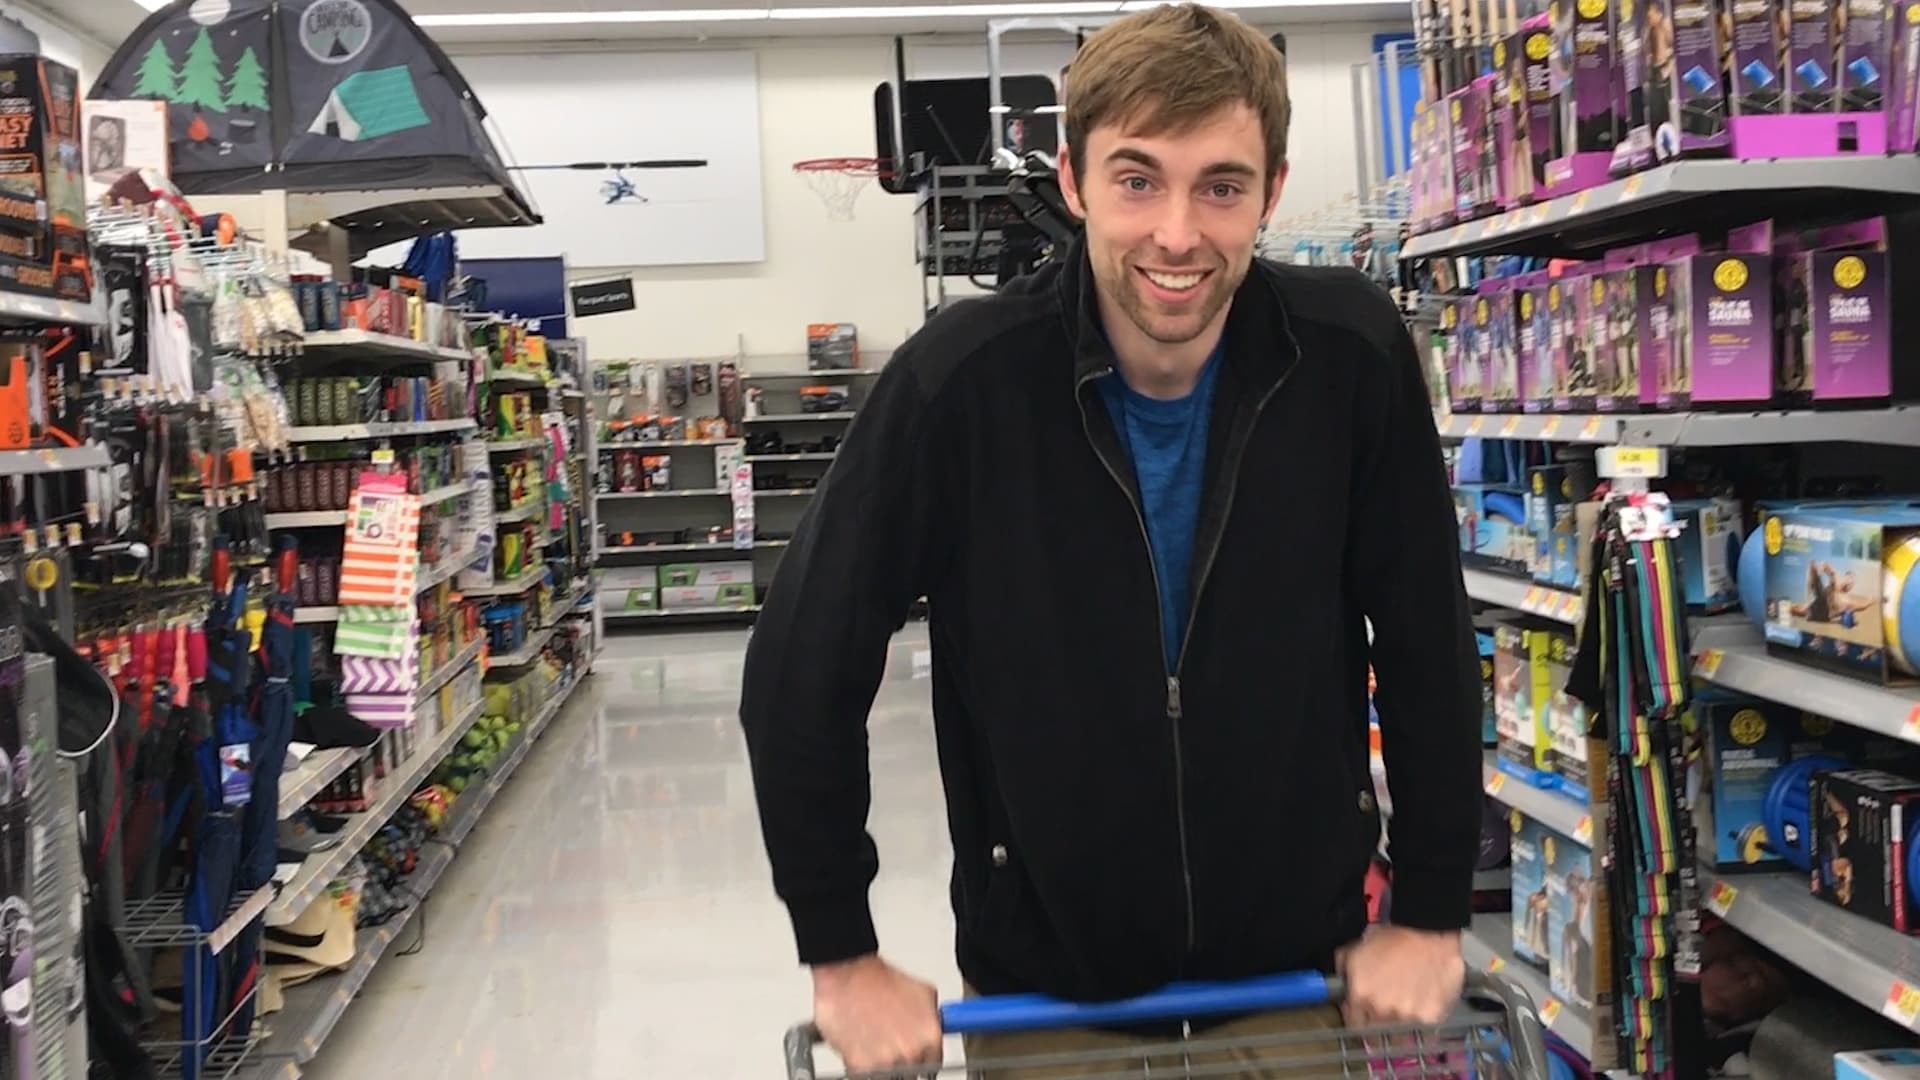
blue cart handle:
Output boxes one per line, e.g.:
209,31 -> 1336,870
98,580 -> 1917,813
938,971 -> 1344,1035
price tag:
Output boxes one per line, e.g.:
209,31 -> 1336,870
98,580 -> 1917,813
1558,594 -> 1582,621
1500,416 -> 1522,437
1903,704 -> 1920,742
1571,191 -> 1593,213
1575,814 -> 1593,844
1532,204 -> 1551,226
1450,225 -> 1469,245
371,448 -> 396,467
1486,771 -> 1508,797
1540,416 -> 1563,438
1613,446 -> 1662,473
1468,416 -> 1487,435
1524,587 -> 1547,612
1486,954 -> 1507,972
1540,997 -> 1564,1028
1884,982 -> 1920,1028
37,449 -> 56,468
1706,879 -> 1739,916
1621,174 -> 1645,200
1696,649 -> 1725,679
1579,416 -> 1606,440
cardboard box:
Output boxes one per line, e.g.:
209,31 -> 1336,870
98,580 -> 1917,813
1812,768 -> 1920,932
1457,485 -> 1533,574
1657,0 -> 1735,159
1518,272 -> 1556,412
0,55 -> 87,301
1610,0 -> 1656,174
1536,627 -> 1593,800
1762,506 -> 1920,683
1841,0 -> 1894,111
1495,620 -> 1553,782
659,560 -> 753,588
1729,0 -> 1787,115
1445,299 -> 1479,413
1554,0 -> 1619,154
1667,252 -> 1775,406
1598,263 -> 1644,412
1808,249 -> 1892,403
1513,17 -> 1558,200
1560,269 -> 1603,412
1511,812 -> 1553,968
1836,1049 -> 1920,1079
1670,497 -> 1745,611
1696,693 -> 1832,869
807,322 -> 859,370
1891,0 -> 1920,151
1471,292 -> 1499,413
1787,0 -> 1840,111
661,582 -> 757,609
1526,465 -> 1566,584
1450,84 -> 1498,220
1546,828 -> 1596,1008
1485,283 -> 1522,412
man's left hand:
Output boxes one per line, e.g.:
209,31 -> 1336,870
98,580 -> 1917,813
1334,925 -> 1465,1027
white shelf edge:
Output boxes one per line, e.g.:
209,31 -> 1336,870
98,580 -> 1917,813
1461,912 -> 1595,1059
302,328 -> 472,362
494,501 -> 544,523
286,418 -> 477,443
487,437 -> 544,453
1483,751 -> 1595,846
276,747 -> 364,820
460,564 -> 548,598
596,488 -> 729,499
1462,568 -> 1584,625
743,411 -> 856,423
0,444 -> 111,476
605,604 -> 762,620
1691,624 -> 1920,748
486,623 -> 557,669
754,489 -> 815,498
414,637 -> 485,705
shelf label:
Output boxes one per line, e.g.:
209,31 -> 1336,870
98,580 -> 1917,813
1571,191 -> 1593,213
1579,416 -> 1605,440
1696,648 -> 1725,680
1540,997 -> 1564,1028
1540,416 -> 1563,438
1885,982 -> 1920,1028
1532,204 -> 1551,226
1450,225 -> 1469,245
1500,416 -> 1522,437
1906,705 -> 1920,742
1557,594 -> 1582,621
1621,174 -> 1645,200
1485,954 -> 1506,972
1468,416 -> 1487,435
1486,771 -> 1507,797
1707,880 -> 1739,916
1575,814 -> 1593,844
1524,587 -> 1547,612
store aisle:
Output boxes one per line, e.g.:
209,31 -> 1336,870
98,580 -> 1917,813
302,623 -> 956,1079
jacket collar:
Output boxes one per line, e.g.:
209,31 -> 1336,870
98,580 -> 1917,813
1054,233 -> 1302,396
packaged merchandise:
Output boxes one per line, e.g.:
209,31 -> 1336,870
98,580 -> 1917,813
1476,620 -> 1500,745
1445,300 -> 1478,413
1761,505 -> 1920,682
1892,0 -> 1920,151
1836,1048 -> 1920,1080
1801,238 -> 1891,404
659,560 -> 753,588
1493,39 -> 1523,209
1610,0 -> 1656,175
1729,0 -> 1787,115
1560,268 -> 1603,411
1548,0 -> 1619,193
1494,619 -> 1553,783
1786,0 -> 1840,111
1451,84 -> 1497,219
1811,768 -> 1920,931
1512,17 -> 1560,202
1669,496 -> 1744,611
807,322 -> 859,370
1470,293 -> 1499,413
1841,0 -> 1893,112
1665,250 -> 1775,406
1548,276 -> 1580,411
0,54 -> 87,301
1597,257 -> 1644,413
1511,813 -> 1554,967
1643,237 -> 1698,409
1545,828 -> 1596,1008
1519,272 -> 1556,412
1656,0 -> 1735,160
1457,485 -> 1533,573
1695,693 -> 1835,868
1527,464 -> 1568,584
661,582 -> 757,608
1485,283 -> 1522,413
1536,626 -> 1593,799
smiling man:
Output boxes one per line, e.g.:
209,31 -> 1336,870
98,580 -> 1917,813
740,6 -> 1483,1077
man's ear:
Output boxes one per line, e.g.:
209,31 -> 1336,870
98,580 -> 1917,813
1058,142 -> 1087,218
1263,162 -> 1289,224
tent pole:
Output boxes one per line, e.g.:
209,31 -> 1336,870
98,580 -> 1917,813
261,189 -> 290,254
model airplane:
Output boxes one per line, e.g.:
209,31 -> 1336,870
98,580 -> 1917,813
510,159 -> 709,206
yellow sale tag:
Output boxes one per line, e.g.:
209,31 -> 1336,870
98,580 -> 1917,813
1884,982 -> 1920,1027
1533,204 -> 1551,225
1487,772 -> 1507,797
1541,416 -> 1563,437
1500,416 -> 1522,437
1558,594 -> 1582,621
1907,705 -> 1920,741
1621,174 -> 1645,200
371,448 -> 396,466
1468,416 -> 1487,435
1707,880 -> 1738,916
1571,191 -> 1593,213
1486,954 -> 1507,972
1540,997 -> 1564,1027
1696,649 -> 1725,679
1579,416 -> 1605,440
1575,815 -> 1593,844
1451,225 -> 1469,245
1614,446 -> 1661,470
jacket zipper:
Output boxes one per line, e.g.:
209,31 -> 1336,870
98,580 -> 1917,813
1079,355 -> 1298,960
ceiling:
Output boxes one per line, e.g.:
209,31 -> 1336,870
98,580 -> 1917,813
59,0 -> 1407,53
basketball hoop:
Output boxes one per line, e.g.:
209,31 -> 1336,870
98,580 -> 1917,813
794,157 -> 885,222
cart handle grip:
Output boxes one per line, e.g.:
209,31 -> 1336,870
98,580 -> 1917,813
938,971 -> 1342,1035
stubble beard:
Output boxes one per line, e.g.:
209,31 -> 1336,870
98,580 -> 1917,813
1104,251 -> 1244,346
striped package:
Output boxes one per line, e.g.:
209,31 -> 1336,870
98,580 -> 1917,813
339,476 -> 421,607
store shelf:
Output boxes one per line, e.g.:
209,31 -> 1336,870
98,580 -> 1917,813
488,368 -> 546,387
488,623 -> 557,668
494,500 -> 545,524
488,436 -> 544,453
601,541 -> 763,555
1462,569 -> 1584,625
746,452 -> 836,462
122,881 -> 277,955
266,481 -> 469,530
744,411 -> 856,423
1483,751 -> 1594,845
1402,157 -> 1920,259
597,438 -> 741,449
414,551 -> 477,594
1690,626 -> 1920,748
597,488 -> 728,499
265,695 -> 485,928
419,479 -> 473,507
460,563 -> 547,598
1435,407 -> 1920,449
754,489 -> 815,498
1462,913 -> 1594,1058
742,369 -> 882,380
0,444 -> 110,476
257,674 -> 583,1066
285,418 -> 476,443
606,604 -> 762,620
292,606 -> 339,625
301,328 -> 472,363
277,748 -> 363,819
416,636 -> 485,703
0,290 -> 102,326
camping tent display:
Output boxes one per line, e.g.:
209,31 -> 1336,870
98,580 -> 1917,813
90,0 -> 537,256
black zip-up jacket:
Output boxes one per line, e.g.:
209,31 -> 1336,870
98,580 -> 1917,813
740,238 -> 1484,1003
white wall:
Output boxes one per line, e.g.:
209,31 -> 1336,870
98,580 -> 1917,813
2,1 -> 113,84
449,23 -> 1406,366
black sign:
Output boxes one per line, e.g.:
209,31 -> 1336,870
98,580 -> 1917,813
570,277 -> 636,317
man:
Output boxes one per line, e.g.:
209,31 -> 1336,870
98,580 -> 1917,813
740,6 -> 1482,1075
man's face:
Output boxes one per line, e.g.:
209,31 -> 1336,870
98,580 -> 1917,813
1059,102 -> 1284,347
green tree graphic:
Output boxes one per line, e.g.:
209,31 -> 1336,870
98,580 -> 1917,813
224,46 -> 267,111
175,29 -> 227,112
132,38 -> 177,99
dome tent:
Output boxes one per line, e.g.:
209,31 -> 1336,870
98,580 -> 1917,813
90,0 -> 538,257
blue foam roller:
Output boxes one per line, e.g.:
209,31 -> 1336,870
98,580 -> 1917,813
1888,534 -> 1920,677
1765,755 -> 1847,872
1738,528 -> 1768,631
1483,491 -> 1527,524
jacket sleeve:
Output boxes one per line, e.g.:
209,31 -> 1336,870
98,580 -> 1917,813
1349,291 -> 1484,933
738,352 -> 949,967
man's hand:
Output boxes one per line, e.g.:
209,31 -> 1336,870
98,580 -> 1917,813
812,954 -> 943,1073
1335,925 -> 1465,1027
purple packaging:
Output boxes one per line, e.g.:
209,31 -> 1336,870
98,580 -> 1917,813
1892,0 -> 1920,150
1596,251 -> 1645,412
1494,42 -> 1522,208
1519,272 -> 1557,412
1786,0 -> 1838,111
1470,294 -> 1495,411
1670,252 -> 1776,405
1445,300 -> 1479,412
1556,0 -> 1619,154
1611,0 -> 1657,174
1516,18 -> 1559,198
1657,0 -> 1735,159
1452,83 -> 1499,219
1581,272 -> 1615,411
1808,249 -> 1891,402
1483,282 -> 1522,411
1729,0 -> 1786,114
1645,236 -> 1701,409
1840,0 -> 1892,111
1551,269 -> 1600,411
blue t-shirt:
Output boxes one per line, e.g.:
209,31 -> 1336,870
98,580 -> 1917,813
1098,346 -> 1222,669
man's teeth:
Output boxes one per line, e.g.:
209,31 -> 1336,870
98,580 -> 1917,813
1144,270 -> 1204,290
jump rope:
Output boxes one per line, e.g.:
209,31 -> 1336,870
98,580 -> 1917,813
1570,493 -> 1706,1080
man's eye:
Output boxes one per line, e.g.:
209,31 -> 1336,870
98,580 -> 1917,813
1123,176 -> 1151,192
1209,183 -> 1241,199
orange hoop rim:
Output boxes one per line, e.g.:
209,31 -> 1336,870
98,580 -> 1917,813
793,156 -> 888,177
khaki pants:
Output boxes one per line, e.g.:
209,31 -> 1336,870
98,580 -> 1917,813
962,1003 -> 1347,1079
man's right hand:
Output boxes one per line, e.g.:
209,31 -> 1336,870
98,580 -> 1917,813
812,954 -> 943,1073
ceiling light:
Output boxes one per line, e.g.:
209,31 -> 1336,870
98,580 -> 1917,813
770,2 -> 1119,17
413,9 -> 774,26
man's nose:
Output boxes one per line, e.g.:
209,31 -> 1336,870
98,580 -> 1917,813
1151,196 -> 1201,258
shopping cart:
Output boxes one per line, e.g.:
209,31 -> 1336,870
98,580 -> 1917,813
783,969 -> 1550,1079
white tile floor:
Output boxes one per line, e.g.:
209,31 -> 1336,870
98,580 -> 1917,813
302,622 -> 961,1079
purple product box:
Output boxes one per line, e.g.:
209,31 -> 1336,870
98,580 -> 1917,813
1786,0 -> 1838,111
1428,104 -> 1458,228
1670,252 -> 1776,405
1445,300 -> 1479,413
1452,84 -> 1497,219
1494,46 -> 1522,208
1729,0 -> 1786,114
1611,0 -> 1656,174
1658,0 -> 1734,159
1518,18 -> 1559,198
1580,272 -> 1614,411
1519,272 -> 1556,412
1547,275 -> 1578,411
1809,249 -> 1892,402
1556,0 -> 1619,153
1644,236 -> 1701,409
1596,256 -> 1645,413
1893,0 -> 1920,150
1552,270 -> 1600,412
1484,283 -> 1522,411
1841,0 -> 1892,111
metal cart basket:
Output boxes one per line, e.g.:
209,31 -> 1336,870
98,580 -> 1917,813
784,969 -> 1551,1079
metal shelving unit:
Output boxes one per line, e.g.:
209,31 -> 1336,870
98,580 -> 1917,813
285,418 -> 477,443
0,444 -> 111,476
1482,751 -> 1595,846
0,291 -> 103,327
1435,406 -> 1920,449
1460,570 -> 1583,624
300,328 -> 473,363
1462,913 -> 1596,1057
744,411 -> 856,423
1690,624 -> 1920,748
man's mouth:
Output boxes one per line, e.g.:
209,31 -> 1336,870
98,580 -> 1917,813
1136,267 -> 1212,296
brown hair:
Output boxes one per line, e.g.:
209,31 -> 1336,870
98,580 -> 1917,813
1063,5 -> 1291,184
